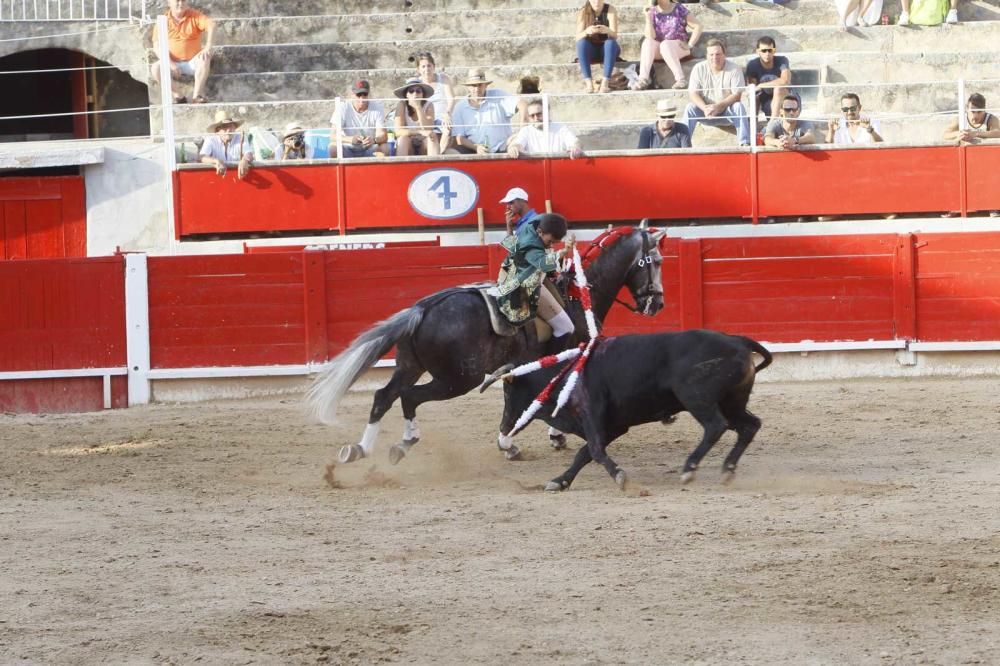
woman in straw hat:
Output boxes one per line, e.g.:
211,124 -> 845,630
200,109 -> 254,179
393,76 -> 442,156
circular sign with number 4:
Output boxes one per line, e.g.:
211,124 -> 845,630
407,168 -> 480,220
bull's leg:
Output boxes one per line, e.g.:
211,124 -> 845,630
339,365 -> 422,464
544,443 -> 593,491
679,405 -> 729,484
720,410 -> 761,483
389,375 -> 481,464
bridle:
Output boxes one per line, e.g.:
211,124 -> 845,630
614,229 -> 663,315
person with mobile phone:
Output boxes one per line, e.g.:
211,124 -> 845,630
574,0 -> 621,94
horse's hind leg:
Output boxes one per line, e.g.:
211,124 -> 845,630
388,375 -> 480,464
339,365 -> 422,464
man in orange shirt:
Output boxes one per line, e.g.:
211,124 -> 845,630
150,0 -> 216,104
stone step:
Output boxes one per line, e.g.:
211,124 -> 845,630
203,21 -> 1000,75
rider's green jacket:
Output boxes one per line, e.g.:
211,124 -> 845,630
496,222 -> 564,325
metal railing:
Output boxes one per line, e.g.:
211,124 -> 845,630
0,0 -> 147,21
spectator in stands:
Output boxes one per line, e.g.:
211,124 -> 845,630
416,51 -> 455,148
744,36 -> 791,119
331,79 -> 388,158
633,0 -> 702,91
825,93 -> 884,144
150,0 -> 215,104
763,94 -> 815,149
393,77 -> 441,157
899,0 -> 958,25
943,93 -> 1000,145
836,0 -> 883,29
278,122 -> 308,160
512,76 -> 542,131
500,187 -> 539,234
637,99 -> 692,149
506,99 -> 584,159
575,0 -> 621,94
452,68 -> 518,154
200,110 -> 253,179
682,38 -> 750,146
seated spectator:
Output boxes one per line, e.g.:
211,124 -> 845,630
637,99 -> 692,149
513,75 -> 542,131
331,79 -> 388,158
415,51 -> 454,148
899,0 -> 958,25
682,38 -> 750,146
393,77 -> 441,157
575,0 -> 621,94
763,94 -> 816,149
499,187 -> 539,233
943,93 -> 1000,145
835,0 -> 883,28
744,37 -> 791,118
200,110 -> 253,179
633,0 -> 702,91
506,99 -> 583,159
150,0 -> 215,104
278,122 -> 307,161
451,68 -> 518,154
825,93 -> 884,144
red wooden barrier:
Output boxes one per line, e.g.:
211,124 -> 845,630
0,256 -> 126,412
0,176 -> 86,259
172,145 -> 1000,238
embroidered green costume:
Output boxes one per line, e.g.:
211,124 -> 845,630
496,221 -> 565,325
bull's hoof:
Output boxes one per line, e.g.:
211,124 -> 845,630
549,433 -> 567,450
614,470 -> 628,491
388,444 -> 407,466
503,445 -> 521,461
720,469 -> 736,485
680,469 -> 697,484
338,444 -> 365,464
544,479 -> 570,492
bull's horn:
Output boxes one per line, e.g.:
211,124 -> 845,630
479,363 -> 516,393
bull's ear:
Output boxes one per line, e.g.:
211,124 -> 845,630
652,228 -> 668,241
638,218 -> 649,229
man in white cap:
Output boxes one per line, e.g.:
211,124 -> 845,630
451,67 -> 518,154
637,99 -> 691,149
200,109 -> 253,179
499,187 -> 539,234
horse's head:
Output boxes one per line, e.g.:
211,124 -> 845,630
580,220 -> 667,319
622,221 -> 667,317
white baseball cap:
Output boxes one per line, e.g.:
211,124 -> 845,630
499,187 -> 529,204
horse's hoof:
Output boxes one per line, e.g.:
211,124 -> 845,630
338,444 -> 365,464
720,469 -> 736,485
503,445 -> 521,461
544,480 -> 568,492
549,433 -> 567,450
661,415 -> 677,425
388,444 -> 407,466
680,470 -> 696,484
614,470 -> 628,491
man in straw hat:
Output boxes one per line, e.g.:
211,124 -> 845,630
637,99 -> 691,149
451,68 -> 518,155
279,122 -> 307,161
330,79 -> 388,158
150,0 -> 216,104
200,109 -> 254,179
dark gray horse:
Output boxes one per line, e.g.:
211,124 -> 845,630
307,224 -> 667,465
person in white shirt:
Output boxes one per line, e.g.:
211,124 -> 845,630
681,38 -> 750,146
199,109 -> 253,179
330,79 -> 388,158
507,99 -> 584,159
451,68 -> 518,154
825,93 -> 883,145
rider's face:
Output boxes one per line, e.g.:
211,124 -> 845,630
538,231 -> 559,248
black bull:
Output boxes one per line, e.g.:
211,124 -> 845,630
482,329 -> 773,491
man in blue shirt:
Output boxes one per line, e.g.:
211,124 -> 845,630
500,187 -> 539,234
744,36 -> 792,119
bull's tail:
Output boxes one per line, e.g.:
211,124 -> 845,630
743,337 -> 773,373
306,288 -> 465,424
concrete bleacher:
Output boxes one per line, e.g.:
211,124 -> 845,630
149,0 -> 1000,148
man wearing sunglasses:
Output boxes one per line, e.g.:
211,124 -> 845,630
763,94 -> 815,150
329,79 -> 388,158
825,93 -> 883,145
506,99 -> 583,159
744,36 -> 791,119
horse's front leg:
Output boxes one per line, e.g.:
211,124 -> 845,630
548,426 -> 568,450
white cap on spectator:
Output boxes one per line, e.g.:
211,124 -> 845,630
499,187 -> 529,204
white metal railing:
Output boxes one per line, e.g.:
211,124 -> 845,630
0,0 -> 147,21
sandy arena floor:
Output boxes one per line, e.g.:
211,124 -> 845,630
2,376 -> 999,665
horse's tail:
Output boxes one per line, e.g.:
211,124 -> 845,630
743,337 -> 773,373
306,288 -> 467,424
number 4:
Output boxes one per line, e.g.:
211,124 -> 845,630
430,176 -> 459,210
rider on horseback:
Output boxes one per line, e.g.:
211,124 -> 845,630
495,213 -> 576,340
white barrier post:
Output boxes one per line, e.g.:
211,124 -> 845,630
748,84 -> 758,153
156,14 -> 178,254
125,253 -> 151,406
542,92 -> 550,150
334,96 -> 344,160
958,78 -> 967,131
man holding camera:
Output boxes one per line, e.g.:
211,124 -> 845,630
279,122 -> 308,160
331,79 -> 388,158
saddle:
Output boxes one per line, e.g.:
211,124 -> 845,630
473,282 -> 566,344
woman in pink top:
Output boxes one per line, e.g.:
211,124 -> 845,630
633,0 -> 702,91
